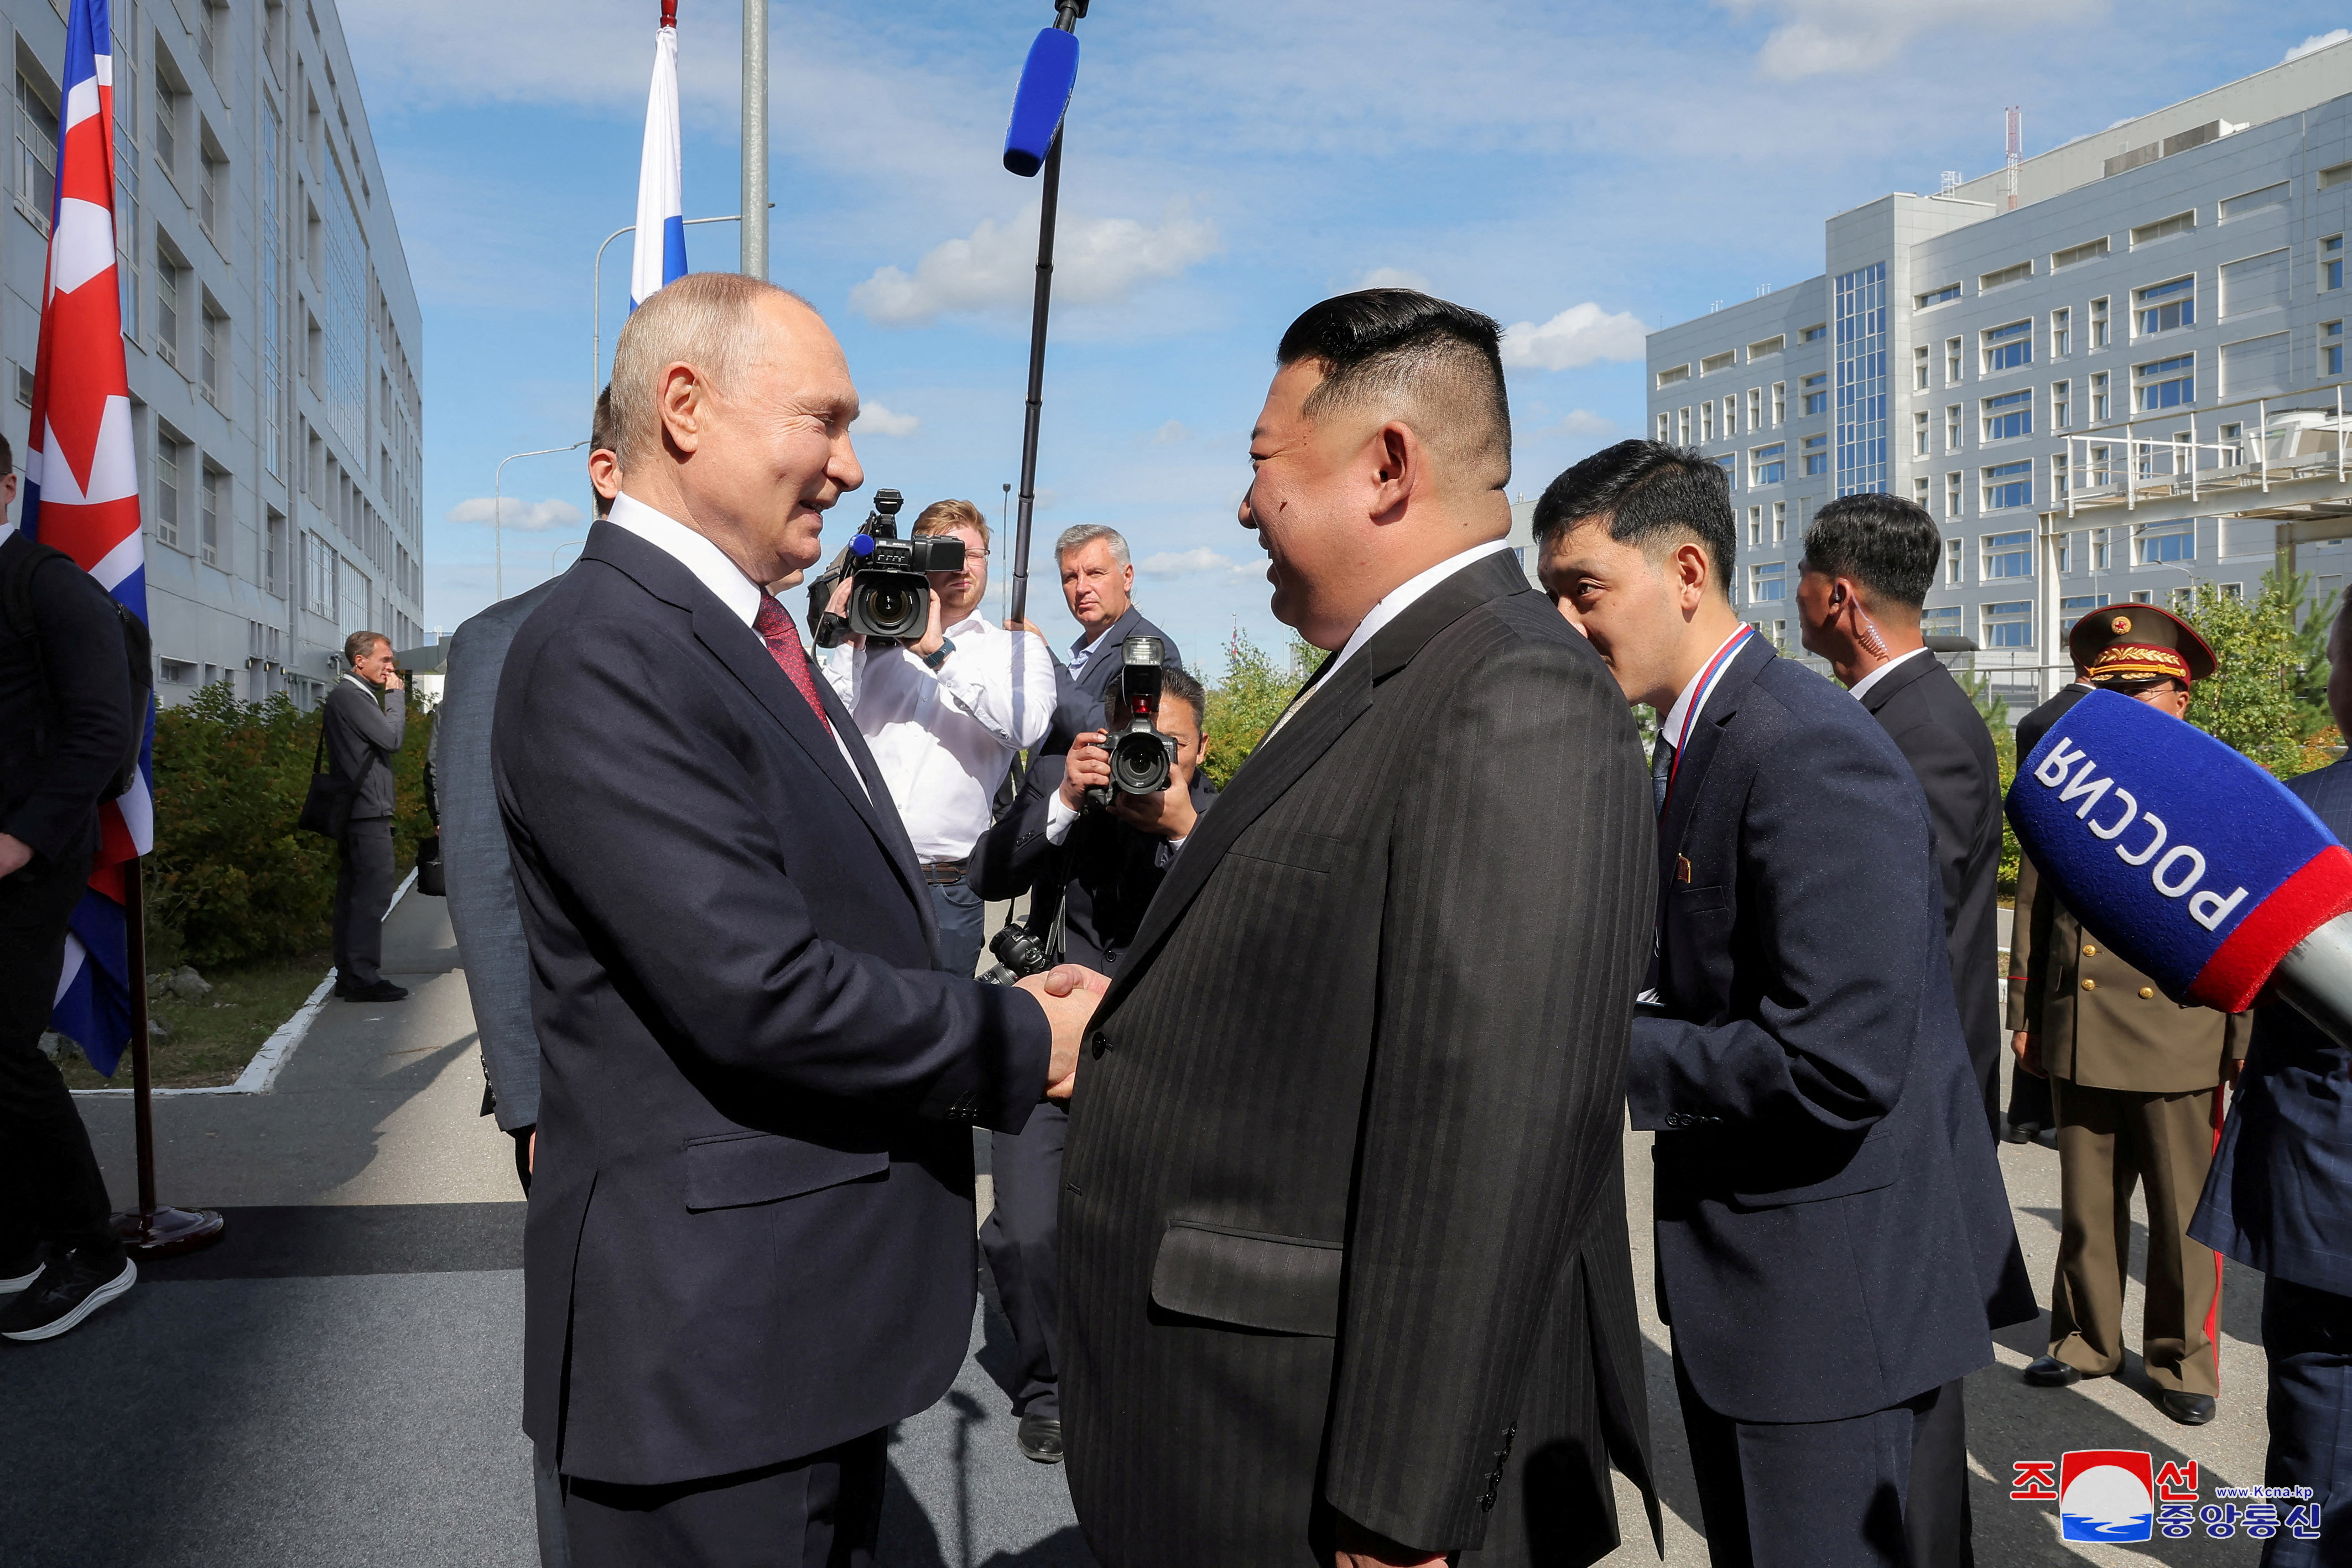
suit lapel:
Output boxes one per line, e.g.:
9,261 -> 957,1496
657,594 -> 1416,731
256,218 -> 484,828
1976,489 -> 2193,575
1859,649 -> 1937,716
1106,549 -> 1529,1007
1657,635 -> 1773,903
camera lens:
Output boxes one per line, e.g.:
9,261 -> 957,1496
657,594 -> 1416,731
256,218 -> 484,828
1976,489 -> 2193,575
1112,731 -> 1173,795
859,582 -> 918,634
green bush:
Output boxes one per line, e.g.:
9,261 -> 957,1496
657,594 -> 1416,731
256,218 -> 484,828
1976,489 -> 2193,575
146,683 -> 434,969
1202,629 -> 1313,788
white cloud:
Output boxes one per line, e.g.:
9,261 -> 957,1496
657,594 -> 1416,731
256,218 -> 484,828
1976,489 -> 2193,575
1500,304 -> 1648,372
1357,266 -> 1433,292
1559,409 -> 1617,435
444,496 -> 585,532
2287,29 -> 2352,63
1139,546 -> 1268,585
851,202 -> 1221,327
1715,0 -> 2104,81
858,402 -> 920,437
1151,420 -> 1189,445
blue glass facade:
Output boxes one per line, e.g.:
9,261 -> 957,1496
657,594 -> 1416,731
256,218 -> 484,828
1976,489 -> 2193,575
1834,261 -> 1887,496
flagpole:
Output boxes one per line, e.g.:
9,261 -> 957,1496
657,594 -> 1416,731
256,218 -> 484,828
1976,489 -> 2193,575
110,859 -> 224,1257
741,0 -> 767,280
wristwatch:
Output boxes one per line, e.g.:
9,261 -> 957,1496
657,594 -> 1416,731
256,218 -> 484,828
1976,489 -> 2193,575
922,637 -> 956,671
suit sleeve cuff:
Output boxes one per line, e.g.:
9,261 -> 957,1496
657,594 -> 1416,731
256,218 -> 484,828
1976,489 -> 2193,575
916,980 -> 1054,1136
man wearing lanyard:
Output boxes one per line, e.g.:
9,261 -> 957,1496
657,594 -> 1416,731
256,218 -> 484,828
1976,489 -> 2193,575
1537,439 -> 2033,1568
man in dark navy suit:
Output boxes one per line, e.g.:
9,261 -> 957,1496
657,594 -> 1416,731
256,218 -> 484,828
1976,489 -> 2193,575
1795,493 -> 2005,1133
2191,584 -> 2352,1567
1538,440 -> 2034,1568
495,273 -> 1094,1565
1039,524 -> 1183,760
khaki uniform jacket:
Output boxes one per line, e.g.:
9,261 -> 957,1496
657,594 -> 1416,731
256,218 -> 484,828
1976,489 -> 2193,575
2007,853 -> 2250,1093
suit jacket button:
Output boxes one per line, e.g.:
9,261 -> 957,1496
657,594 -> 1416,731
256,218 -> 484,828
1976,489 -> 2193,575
1088,1030 -> 1109,1059
2140,986 -> 2155,999
2082,978 -> 2098,991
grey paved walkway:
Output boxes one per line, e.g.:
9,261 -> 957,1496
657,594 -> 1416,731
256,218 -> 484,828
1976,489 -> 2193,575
2,890 -> 2280,1565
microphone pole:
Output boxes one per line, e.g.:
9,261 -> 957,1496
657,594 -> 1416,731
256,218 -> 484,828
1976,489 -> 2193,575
1007,0 -> 1089,629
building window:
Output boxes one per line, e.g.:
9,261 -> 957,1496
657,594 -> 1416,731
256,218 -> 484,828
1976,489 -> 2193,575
2328,320 -> 2345,378
1922,605 -> 1962,639
1916,282 -> 1961,310
1908,345 -> 1928,392
1982,388 -> 2033,441
1800,324 -> 1827,343
1831,261 -> 1887,497
2087,442 -> 2116,488
1913,410 -> 1930,455
1771,382 -> 1785,424
1700,400 -> 1714,442
200,301 -> 224,401
1749,335 -> 1784,361
2219,421 -> 2246,465
2091,371 -> 2111,421
1701,350 -> 1735,376
1802,433 -> 1829,476
1657,363 -> 1690,388
1677,407 -> 1691,445
1750,442 -> 1786,486
1724,395 -> 1739,437
2131,211 -> 2196,247
2091,296 -> 2111,348
198,145 -> 224,241
1945,471 -> 1963,520
13,71 -> 57,228
2053,236 -> 2110,270
1747,505 -> 1763,547
2327,236 -> 2345,293
1981,261 -> 2032,291
200,465 -> 221,566
265,509 -> 284,597
2053,452 -> 2071,504
153,69 -> 179,180
2051,308 -> 2071,359
2053,379 -> 2072,429
1714,453 -> 1736,489
1982,601 -> 2033,647
1982,529 -> 2033,577
2090,527 -> 2111,569
1945,404 -> 1962,451
155,434 -> 183,549
1655,412 -> 1669,441
1801,372 -> 1829,416
1749,561 -> 1787,603
2136,522 -> 2194,565
1913,476 -> 1931,509
2135,276 -> 2195,336
2135,353 -> 2194,411
1982,320 -> 2033,374
1983,463 -> 2034,513
1944,536 -> 1963,582
153,245 -> 181,367
1772,501 -> 1787,543
1946,336 -> 1963,384
1747,387 -> 1762,430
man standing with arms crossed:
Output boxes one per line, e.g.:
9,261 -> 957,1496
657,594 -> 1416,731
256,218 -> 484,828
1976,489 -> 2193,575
1058,290 -> 1659,1568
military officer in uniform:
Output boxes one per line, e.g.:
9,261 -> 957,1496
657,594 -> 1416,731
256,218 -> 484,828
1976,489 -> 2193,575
2008,603 -> 2249,1426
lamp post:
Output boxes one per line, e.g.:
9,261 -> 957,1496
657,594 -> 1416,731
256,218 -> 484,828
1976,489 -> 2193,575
492,441 -> 591,602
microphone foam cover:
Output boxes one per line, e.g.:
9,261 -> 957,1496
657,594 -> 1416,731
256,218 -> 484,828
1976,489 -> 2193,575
1003,28 -> 1080,178
2007,688 -> 2352,1012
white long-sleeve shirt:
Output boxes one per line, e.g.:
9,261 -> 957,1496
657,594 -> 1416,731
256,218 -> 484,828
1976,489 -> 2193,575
816,611 -> 1057,860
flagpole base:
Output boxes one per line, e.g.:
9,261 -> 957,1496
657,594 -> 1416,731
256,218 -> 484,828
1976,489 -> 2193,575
111,1206 -> 226,1258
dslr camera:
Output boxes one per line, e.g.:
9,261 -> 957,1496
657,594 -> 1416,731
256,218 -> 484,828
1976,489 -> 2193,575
829,489 -> 965,646
1086,637 -> 1176,810
988,923 -> 1055,980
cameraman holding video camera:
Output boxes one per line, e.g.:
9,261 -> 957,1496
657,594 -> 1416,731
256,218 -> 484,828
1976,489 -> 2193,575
968,646 -> 1212,1466
814,498 -> 1057,979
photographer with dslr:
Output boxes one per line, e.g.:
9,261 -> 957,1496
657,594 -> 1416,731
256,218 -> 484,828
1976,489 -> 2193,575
969,652 -> 1214,1465
815,497 -> 1056,978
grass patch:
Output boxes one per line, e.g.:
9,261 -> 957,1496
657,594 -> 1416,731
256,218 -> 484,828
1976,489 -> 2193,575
58,951 -> 333,1091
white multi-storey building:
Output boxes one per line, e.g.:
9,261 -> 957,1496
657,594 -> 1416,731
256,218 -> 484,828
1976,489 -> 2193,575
3,0 -> 420,707
1648,38 -> 2352,708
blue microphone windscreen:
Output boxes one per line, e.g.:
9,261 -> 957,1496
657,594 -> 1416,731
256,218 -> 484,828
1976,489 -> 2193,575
2007,688 -> 2352,1010
1004,28 -> 1080,178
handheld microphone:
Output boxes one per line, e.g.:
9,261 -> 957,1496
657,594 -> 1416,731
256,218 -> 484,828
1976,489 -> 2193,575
1003,25 -> 1081,177
2006,689 -> 2352,1044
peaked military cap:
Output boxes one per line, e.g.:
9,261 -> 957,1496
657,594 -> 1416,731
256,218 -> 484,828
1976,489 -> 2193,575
2067,601 -> 2218,686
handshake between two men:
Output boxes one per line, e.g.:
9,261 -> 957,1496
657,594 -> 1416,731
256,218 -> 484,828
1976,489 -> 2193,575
1016,961 -> 1104,1104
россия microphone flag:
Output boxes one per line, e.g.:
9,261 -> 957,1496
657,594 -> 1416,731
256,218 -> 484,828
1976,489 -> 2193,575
25,0 -> 152,1079
630,1 -> 687,308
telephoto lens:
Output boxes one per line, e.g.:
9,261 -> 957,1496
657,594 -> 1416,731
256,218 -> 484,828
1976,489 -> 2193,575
990,923 -> 1054,979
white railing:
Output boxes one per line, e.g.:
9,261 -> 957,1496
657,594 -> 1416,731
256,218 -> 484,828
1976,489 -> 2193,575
2058,379 -> 2351,518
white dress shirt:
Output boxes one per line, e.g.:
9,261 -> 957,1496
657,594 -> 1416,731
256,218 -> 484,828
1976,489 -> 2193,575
0,520 -> 16,548
1845,645 -> 1931,705
1658,622 -> 1755,759
815,608 -> 1057,861
604,492 -> 868,795
1263,537 -> 1515,742
1041,770 -> 1191,851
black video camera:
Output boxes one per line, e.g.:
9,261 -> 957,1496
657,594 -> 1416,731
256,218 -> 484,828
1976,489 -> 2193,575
989,923 -> 1055,980
839,489 -> 964,645
1085,637 -> 1175,810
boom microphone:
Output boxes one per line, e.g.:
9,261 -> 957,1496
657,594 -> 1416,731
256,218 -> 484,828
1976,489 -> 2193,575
2007,688 -> 2352,1045
1003,24 -> 1081,177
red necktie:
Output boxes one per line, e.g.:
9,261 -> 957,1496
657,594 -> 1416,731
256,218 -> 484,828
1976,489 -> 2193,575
753,597 -> 832,733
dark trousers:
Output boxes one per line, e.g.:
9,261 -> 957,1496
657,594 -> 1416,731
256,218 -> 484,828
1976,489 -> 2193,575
333,816 -> 394,988
981,1099 -> 1068,1419
533,1442 -> 571,1568
561,1429 -> 886,1568
2262,1277 -> 2352,1568
928,877 -> 984,981
1677,1349 -> 1970,1568
0,851 -> 118,1262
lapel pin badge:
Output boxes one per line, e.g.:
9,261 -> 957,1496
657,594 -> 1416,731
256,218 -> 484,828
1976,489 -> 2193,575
1676,855 -> 1693,884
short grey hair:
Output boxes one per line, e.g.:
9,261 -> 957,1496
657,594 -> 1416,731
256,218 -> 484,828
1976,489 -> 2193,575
343,629 -> 390,665
608,272 -> 805,465
1054,524 -> 1129,567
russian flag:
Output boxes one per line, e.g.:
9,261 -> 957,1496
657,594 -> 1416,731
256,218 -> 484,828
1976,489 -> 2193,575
23,0 -> 150,1080
629,3 -> 686,308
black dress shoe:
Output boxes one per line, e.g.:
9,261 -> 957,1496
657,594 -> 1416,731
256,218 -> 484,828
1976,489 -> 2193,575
343,980 -> 409,1003
2160,1390 -> 2217,1425
0,1248 -> 135,1341
2023,1356 -> 2086,1387
2004,1120 -> 2041,1144
1017,1415 -> 1064,1465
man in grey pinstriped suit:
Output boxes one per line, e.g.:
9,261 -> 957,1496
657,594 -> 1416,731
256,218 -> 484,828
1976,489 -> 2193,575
1056,291 -> 1661,1568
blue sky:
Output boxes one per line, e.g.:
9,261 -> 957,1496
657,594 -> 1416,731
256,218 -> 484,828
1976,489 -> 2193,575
338,0 -> 2352,673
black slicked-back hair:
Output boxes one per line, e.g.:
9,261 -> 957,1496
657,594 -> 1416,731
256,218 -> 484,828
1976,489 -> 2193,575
1801,493 -> 1942,610
1531,440 -> 1737,597
1102,661 -> 1206,730
1276,289 -> 1511,477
